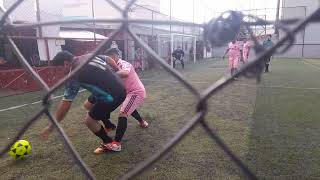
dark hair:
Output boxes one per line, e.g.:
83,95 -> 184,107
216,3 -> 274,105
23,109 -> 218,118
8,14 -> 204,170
104,48 -> 119,56
52,51 -> 74,66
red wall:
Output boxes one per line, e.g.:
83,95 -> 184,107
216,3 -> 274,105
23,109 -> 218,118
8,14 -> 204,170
0,66 -> 65,91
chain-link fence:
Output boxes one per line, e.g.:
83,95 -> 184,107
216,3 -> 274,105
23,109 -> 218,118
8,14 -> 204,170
1,0 -> 320,179
0,0 -> 203,97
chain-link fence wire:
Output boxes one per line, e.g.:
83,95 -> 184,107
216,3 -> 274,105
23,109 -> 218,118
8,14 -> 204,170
1,0 -> 320,179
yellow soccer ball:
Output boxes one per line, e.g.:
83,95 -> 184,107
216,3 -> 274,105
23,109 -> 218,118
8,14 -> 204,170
8,140 -> 32,160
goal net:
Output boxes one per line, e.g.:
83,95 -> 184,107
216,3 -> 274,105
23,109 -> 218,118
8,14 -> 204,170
157,33 -> 197,67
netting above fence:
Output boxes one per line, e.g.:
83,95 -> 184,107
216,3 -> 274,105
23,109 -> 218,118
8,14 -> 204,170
1,0 -> 320,179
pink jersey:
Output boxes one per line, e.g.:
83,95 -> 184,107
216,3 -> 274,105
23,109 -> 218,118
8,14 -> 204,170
228,42 -> 240,58
117,59 -> 146,98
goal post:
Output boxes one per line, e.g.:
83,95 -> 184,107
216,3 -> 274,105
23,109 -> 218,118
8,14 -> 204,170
157,33 -> 197,67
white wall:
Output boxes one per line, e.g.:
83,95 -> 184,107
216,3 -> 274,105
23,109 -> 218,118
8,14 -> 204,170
3,0 -> 63,61
280,0 -> 320,58
4,0 -> 36,22
63,0 -> 160,20
37,0 -> 63,61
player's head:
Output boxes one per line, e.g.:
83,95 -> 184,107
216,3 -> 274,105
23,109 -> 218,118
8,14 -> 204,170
52,51 -> 74,66
232,39 -> 236,43
105,48 -> 120,61
267,35 -> 272,40
177,46 -> 181,49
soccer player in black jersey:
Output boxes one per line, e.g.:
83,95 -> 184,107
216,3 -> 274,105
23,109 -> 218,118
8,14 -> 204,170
40,51 -> 127,154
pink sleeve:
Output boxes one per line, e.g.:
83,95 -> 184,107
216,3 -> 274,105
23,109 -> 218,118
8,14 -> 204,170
119,61 -> 132,72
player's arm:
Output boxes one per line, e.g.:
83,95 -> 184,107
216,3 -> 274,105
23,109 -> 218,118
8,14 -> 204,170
117,69 -> 130,78
40,101 -> 72,139
223,48 -> 230,59
116,62 -> 131,78
47,100 -> 73,129
105,56 -> 119,71
40,80 -> 80,139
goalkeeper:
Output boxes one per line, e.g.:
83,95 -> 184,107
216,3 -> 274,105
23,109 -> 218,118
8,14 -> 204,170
172,47 -> 185,69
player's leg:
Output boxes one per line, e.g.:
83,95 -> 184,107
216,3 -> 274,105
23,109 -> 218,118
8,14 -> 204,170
173,58 -> 176,68
228,56 -> 233,76
242,50 -> 247,63
83,95 -> 116,132
180,58 -> 185,69
131,110 -> 148,128
265,56 -> 271,72
83,95 -> 95,110
88,94 -> 125,154
85,102 -> 114,154
234,57 -> 239,74
106,94 -> 145,151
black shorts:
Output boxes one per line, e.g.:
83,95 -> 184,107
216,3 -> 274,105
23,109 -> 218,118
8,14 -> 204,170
78,65 -> 126,120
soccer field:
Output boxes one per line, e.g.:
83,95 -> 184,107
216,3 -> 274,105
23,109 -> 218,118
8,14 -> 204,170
0,58 -> 320,179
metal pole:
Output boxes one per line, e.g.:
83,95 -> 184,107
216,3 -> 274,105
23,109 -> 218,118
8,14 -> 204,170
170,0 -> 173,67
275,0 -> 281,36
193,0 -> 195,34
158,35 -> 161,58
151,11 -> 154,38
91,0 -> 97,45
302,7 -> 306,58
36,0 -> 50,63
171,33 -> 174,67
265,9 -> 267,36
193,37 -> 196,63
169,0 -> 172,33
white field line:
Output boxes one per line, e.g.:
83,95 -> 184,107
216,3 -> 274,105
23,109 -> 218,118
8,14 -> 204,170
0,89 -> 86,112
303,60 -> 320,71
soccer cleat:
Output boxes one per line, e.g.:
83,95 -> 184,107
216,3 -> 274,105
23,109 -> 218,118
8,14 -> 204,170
105,141 -> 121,152
93,144 -> 110,154
138,120 -> 149,128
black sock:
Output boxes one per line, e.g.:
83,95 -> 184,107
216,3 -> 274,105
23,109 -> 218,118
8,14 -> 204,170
94,126 -> 113,143
114,117 -> 127,142
102,119 -> 116,129
131,110 -> 143,122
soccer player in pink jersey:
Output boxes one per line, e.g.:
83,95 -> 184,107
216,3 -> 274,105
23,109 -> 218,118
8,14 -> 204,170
223,39 -> 241,77
83,48 -> 148,153
242,39 -> 251,63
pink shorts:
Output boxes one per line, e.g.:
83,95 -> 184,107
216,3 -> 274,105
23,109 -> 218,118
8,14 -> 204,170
229,56 -> 239,69
120,94 -> 144,116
